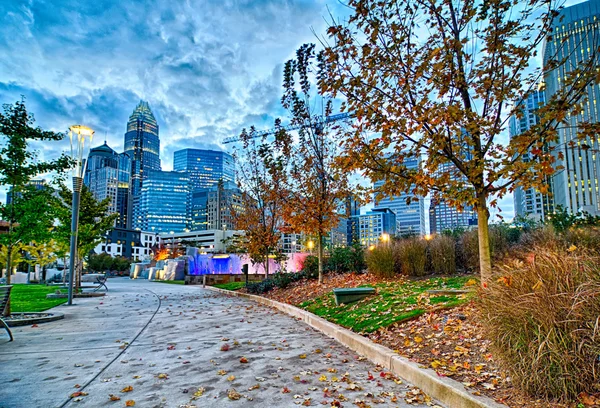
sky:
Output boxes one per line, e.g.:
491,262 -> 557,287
0,0 -> 588,222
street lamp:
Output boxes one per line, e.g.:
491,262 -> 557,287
307,240 -> 314,255
67,125 -> 94,306
381,233 -> 390,245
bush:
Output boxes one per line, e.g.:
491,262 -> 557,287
328,244 -> 366,273
246,279 -> 276,294
460,225 -> 516,272
300,255 -> 319,279
428,236 -> 456,275
395,238 -> 428,277
479,246 -> 600,400
365,245 -> 395,278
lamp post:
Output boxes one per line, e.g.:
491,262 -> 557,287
381,233 -> 390,246
67,125 -> 94,306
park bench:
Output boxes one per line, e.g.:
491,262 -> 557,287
79,273 -> 108,292
333,287 -> 376,305
0,285 -> 13,341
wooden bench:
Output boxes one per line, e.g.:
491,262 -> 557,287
79,273 -> 108,292
0,285 -> 13,341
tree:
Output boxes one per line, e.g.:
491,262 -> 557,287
273,44 -> 351,284
54,183 -> 117,288
23,240 -> 59,281
0,99 -> 70,288
317,0 -> 600,283
87,252 -> 113,272
232,129 -> 286,278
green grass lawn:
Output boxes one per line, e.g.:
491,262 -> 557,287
299,276 -> 475,333
154,280 -> 185,285
6,284 -> 68,313
213,282 -> 246,291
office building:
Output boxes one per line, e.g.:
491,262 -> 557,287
509,90 -> 554,221
348,208 -> 397,246
373,155 -> 425,236
173,149 -> 235,190
428,196 -> 477,234
133,170 -> 190,234
94,230 -> 160,262
206,181 -> 243,230
160,229 -> 243,254
545,1 -> 600,215
6,179 -> 47,205
124,101 -> 161,197
84,142 -> 132,228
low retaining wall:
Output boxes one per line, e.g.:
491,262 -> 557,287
185,274 -> 266,285
204,286 -> 505,408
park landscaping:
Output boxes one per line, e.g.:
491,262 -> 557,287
8,284 -> 67,312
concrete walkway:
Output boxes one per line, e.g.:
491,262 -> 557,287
0,279 -> 442,408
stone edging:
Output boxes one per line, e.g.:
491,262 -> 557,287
204,286 -> 505,408
6,312 -> 65,327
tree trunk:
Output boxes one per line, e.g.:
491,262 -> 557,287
317,232 -> 324,284
476,194 -> 492,286
62,256 -> 67,284
265,250 -> 269,279
3,244 -> 11,316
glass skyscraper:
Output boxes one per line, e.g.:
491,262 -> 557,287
509,90 -> 554,221
124,100 -> 161,197
133,170 -> 190,234
545,0 -> 600,215
373,154 -> 426,236
173,148 -> 235,190
84,142 -> 132,228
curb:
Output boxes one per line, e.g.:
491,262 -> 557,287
6,312 -> 65,327
204,286 -> 505,408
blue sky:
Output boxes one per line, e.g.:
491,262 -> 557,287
3,0 -> 586,221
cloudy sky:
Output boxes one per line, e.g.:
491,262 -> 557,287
0,0 -> 351,193
4,0 -> 586,221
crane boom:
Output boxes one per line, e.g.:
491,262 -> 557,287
223,112 -> 355,144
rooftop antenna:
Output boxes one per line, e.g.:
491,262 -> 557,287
104,131 -> 107,145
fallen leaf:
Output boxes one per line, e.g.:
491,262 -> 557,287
109,394 -> 120,401
239,357 -> 248,363
227,375 -> 236,382
121,385 -> 133,393
125,400 -> 135,406
228,389 -> 241,400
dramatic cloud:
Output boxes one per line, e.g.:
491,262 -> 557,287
0,0 -> 517,220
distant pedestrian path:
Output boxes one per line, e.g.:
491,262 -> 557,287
0,279 -> 440,408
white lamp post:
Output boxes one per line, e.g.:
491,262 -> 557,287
67,125 -> 94,306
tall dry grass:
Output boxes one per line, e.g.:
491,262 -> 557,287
479,247 -> 600,400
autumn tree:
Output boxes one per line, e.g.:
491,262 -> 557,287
0,99 -> 70,286
273,44 -> 351,284
23,240 -> 59,281
317,0 -> 600,283
232,129 -> 286,278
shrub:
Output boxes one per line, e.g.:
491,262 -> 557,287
428,236 -> 456,275
365,245 -> 395,278
479,246 -> 600,400
246,279 -> 276,294
460,225 -> 515,272
271,272 -> 292,289
395,238 -> 428,277
300,255 -> 319,279
328,244 -> 366,273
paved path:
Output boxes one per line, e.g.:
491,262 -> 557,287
0,279 -> 441,408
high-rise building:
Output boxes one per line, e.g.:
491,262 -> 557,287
206,181 -> 243,231
6,179 -> 46,205
509,90 -> 554,221
124,101 -> 161,197
84,142 -> 132,228
173,149 -> 235,190
428,195 -> 477,234
373,155 -> 425,236
545,1 -> 600,215
349,208 -> 397,246
133,170 -> 190,234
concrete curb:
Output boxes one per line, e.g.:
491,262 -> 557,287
6,312 -> 65,327
204,286 -> 505,408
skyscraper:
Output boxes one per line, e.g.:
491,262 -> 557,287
509,90 -> 554,221
133,170 -> 190,234
373,154 -> 426,236
545,0 -> 600,215
124,101 -> 161,197
428,195 -> 477,234
173,148 -> 235,190
84,142 -> 132,228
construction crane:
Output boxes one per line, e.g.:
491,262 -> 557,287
222,112 -> 355,144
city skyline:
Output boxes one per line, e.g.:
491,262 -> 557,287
1,0 -> 590,219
